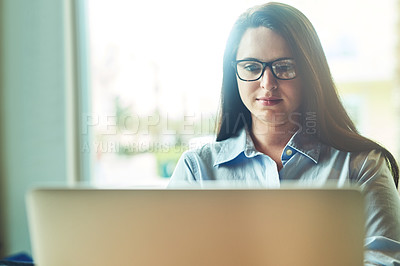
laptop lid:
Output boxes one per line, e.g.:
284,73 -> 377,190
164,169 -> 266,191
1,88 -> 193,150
26,188 -> 365,266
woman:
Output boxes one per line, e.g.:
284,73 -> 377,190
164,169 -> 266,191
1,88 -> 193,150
169,2 -> 400,264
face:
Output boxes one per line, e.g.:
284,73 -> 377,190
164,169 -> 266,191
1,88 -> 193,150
236,27 -> 302,129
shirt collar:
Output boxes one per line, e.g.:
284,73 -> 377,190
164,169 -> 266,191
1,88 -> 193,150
286,130 -> 320,164
213,128 -> 248,167
213,127 -> 321,167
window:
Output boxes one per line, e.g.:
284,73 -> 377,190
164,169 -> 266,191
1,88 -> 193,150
84,0 -> 399,186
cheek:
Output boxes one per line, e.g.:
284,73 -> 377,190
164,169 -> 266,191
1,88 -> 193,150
237,82 -> 253,107
289,80 -> 303,108
237,80 -> 257,99
237,80 -> 246,99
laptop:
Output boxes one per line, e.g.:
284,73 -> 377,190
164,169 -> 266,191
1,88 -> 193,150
26,188 -> 365,266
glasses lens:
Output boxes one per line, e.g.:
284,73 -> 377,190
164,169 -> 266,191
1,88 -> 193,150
272,59 -> 296,80
236,61 -> 263,81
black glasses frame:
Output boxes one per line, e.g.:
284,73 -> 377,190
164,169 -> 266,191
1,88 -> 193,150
232,57 -> 296,81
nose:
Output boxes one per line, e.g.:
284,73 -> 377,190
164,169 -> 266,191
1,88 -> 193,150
260,67 -> 278,91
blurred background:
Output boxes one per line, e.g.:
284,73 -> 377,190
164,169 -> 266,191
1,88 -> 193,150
87,0 -> 400,187
1,0 -> 399,259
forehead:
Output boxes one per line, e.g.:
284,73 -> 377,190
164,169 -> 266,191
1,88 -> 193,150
236,27 -> 292,61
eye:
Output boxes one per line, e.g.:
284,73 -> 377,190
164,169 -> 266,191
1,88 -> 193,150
274,62 -> 295,72
272,59 -> 296,79
238,62 -> 262,73
244,64 -> 262,72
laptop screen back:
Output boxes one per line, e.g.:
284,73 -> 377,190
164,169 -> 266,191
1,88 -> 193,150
26,188 -> 365,266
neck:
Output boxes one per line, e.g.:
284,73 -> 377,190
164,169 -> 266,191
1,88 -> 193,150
250,117 -> 298,153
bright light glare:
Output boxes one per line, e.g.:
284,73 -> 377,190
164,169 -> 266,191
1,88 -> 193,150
87,0 -> 398,185
88,0 -> 397,117
88,0 -> 253,119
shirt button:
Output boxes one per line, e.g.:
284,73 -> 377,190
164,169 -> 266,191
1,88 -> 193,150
286,149 -> 293,156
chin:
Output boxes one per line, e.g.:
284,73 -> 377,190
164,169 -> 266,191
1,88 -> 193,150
254,114 -> 289,126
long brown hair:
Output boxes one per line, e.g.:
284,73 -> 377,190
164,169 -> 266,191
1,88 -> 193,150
216,2 -> 399,187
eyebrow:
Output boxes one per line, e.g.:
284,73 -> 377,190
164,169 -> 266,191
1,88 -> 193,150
236,57 -> 294,62
236,57 -> 260,61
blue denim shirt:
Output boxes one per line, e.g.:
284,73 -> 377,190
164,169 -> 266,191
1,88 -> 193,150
169,128 -> 400,265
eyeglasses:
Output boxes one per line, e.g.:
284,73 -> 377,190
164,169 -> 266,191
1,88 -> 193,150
232,58 -> 297,81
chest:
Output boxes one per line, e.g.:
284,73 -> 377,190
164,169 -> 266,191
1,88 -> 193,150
211,152 -> 353,187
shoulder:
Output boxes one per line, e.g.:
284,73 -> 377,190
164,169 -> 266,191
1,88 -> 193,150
349,149 -> 386,165
167,140 -> 226,186
348,149 -> 392,183
310,138 -> 393,185
168,133 -> 245,186
180,139 -> 229,167
310,135 -> 387,168
182,129 -> 246,164
321,146 -> 392,185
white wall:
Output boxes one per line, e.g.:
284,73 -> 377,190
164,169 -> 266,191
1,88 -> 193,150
0,0 -> 74,256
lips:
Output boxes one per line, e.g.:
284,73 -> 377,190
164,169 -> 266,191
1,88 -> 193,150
256,97 -> 283,106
